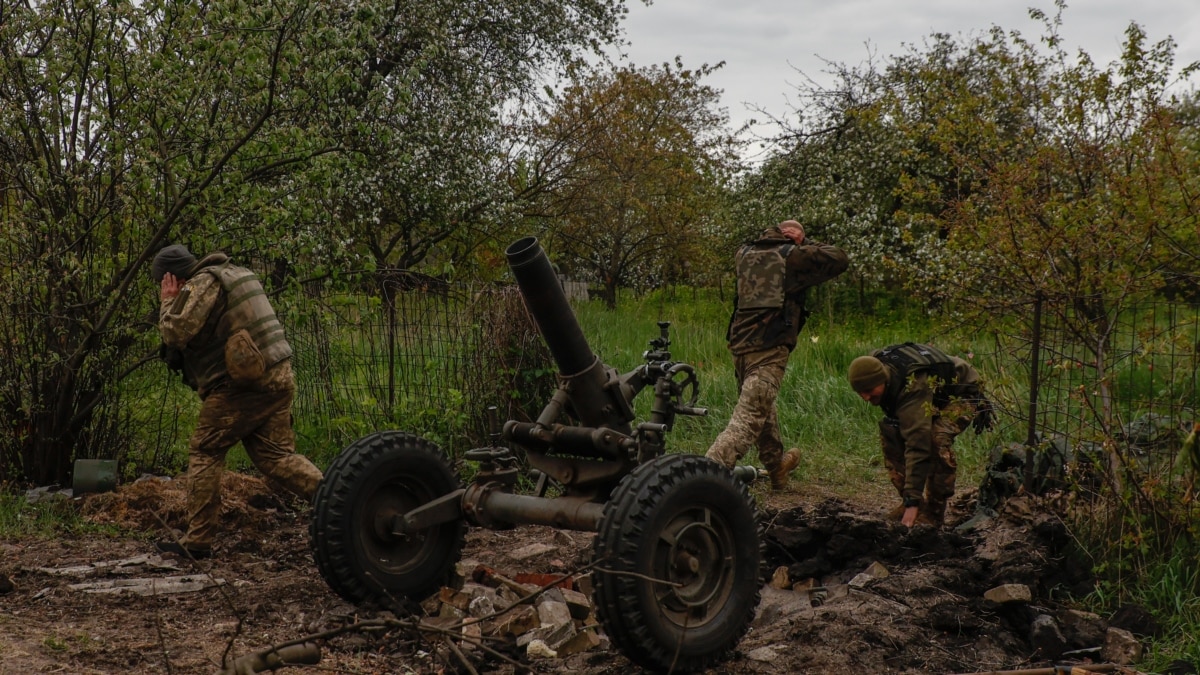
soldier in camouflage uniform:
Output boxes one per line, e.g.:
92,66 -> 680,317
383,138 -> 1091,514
153,244 -> 323,559
848,343 -> 993,527
706,221 -> 849,490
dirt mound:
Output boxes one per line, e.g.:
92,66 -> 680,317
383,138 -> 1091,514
748,494 -> 1100,673
79,472 -> 300,535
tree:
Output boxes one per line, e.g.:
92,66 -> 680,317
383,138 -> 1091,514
755,3 -> 1200,320
758,1 -> 1200,495
305,0 -> 631,283
0,0 -> 360,483
528,60 -> 741,308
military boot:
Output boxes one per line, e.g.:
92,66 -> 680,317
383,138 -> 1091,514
916,499 -> 947,527
770,448 -> 801,491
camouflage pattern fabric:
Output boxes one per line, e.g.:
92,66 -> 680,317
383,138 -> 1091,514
956,436 -> 1072,532
180,360 -> 323,550
705,345 -> 790,473
879,398 -> 972,525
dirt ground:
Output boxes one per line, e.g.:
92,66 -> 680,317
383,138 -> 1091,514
0,470 -> 1154,674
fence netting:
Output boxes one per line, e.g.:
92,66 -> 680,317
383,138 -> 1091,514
989,297 -> 1199,511
281,275 -> 554,459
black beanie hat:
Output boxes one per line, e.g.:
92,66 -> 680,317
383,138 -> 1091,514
151,244 -> 198,283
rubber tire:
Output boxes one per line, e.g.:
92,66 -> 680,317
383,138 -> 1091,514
592,454 -> 763,672
309,431 -> 465,606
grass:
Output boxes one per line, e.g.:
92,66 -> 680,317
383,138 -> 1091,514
0,491 -> 124,539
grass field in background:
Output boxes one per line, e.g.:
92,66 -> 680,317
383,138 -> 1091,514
573,288 -> 1011,504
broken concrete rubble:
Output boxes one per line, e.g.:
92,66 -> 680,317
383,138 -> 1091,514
1102,626 -> 1143,665
421,562 -> 606,662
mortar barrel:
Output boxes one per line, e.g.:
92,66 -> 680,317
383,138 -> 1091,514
506,237 -> 595,377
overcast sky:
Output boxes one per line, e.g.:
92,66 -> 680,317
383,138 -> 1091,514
611,0 -> 1200,153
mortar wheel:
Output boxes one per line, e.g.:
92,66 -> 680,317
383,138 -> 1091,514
592,454 -> 762,671
310,431 -> 465,606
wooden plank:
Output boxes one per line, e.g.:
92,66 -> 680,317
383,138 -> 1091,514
67,575 -> 225,596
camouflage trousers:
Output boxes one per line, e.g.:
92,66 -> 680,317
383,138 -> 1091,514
181,360 -> 324,550
880,400 -> 974,523
705,345 -> 790,474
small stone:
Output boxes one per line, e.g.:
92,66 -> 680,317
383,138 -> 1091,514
769,565 -> 790,589
1058,608 -> 1106,648
984,584 -> 1032,604
468,594 -> 494,618
439,586 -> 471,611
517,621 -> 575,648
559,587 -> 592,620
862,561 -> 890,579
536,599 -> 573,627
438,603 -> 465,620
573,574 -> 594,596
526,639 -> 557,659
555,627 -> 600,656
747,646 -> 779,662
486,604 -> 539,637
511,543 -> 556,561
1102,627 -> 1143,665
1029,614 -> 1066,659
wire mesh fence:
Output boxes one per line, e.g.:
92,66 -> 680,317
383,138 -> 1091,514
281,274 -> 554,460
995,296 -> 1200,513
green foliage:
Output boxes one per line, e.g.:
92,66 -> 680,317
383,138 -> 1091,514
754,1 -> 1199,324
572,289 -> 1000,493
0,0 -> 629,486
528,60 -> 744,307
1083,533 -> 1200,669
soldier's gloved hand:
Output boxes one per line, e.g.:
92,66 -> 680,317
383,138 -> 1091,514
972,398 -> 996,434
159,343 -> 184,373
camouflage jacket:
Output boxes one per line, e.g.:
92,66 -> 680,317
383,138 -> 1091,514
159,254 -> 292,397
726,227 -> 848,356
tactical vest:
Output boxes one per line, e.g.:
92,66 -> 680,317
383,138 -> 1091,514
735,242 -> 794,309
726,240 -> 809,354
184,263 -> 293,392
874,342 -> 963,418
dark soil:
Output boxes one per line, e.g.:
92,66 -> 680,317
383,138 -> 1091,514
0,472 -> 1127,674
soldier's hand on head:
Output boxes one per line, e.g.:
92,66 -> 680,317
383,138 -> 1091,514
160,273 -> 182,301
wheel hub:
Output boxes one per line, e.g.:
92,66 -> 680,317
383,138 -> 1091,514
659,508 -> 733,615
